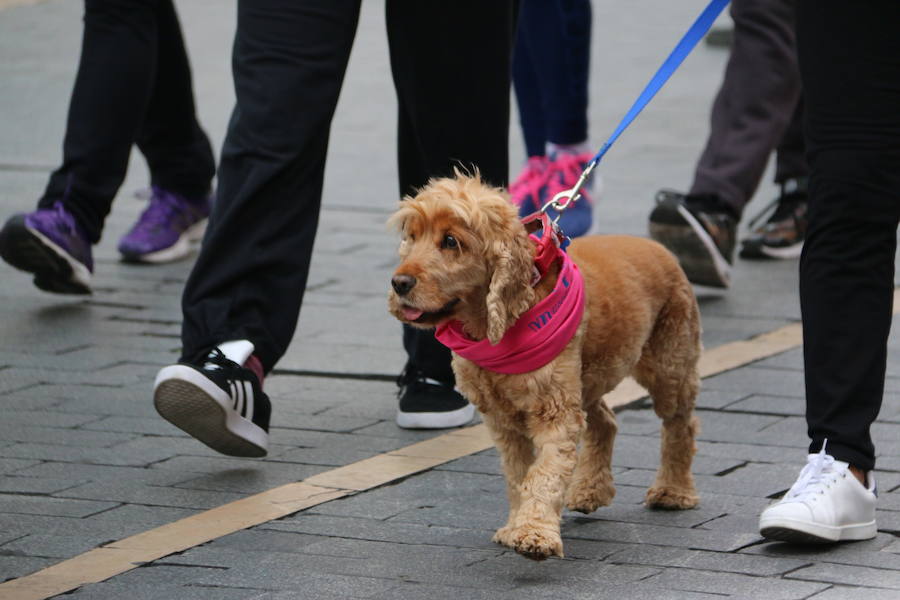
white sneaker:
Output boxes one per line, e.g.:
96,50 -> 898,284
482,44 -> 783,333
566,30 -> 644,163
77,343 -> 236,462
759,445 -> 877,543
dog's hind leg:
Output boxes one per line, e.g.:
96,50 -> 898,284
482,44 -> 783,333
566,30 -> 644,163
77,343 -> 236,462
634,288 -> 701,510
644,380 -> 700,510
565,388 -> 617,514
484,413 -> 535,550
506,390 -> 584,560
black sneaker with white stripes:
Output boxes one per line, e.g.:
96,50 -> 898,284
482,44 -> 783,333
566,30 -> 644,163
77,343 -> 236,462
153,348 -> 271,457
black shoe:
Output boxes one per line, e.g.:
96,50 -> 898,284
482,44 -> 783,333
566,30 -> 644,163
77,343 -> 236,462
153,348 -> 271,457
396,367 -> 475,429
740,178 -> 808,260
649,190 -> 738,288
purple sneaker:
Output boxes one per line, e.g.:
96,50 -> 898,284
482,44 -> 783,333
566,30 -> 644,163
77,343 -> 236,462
118,186 -> 210,263
0,202 -> 93,294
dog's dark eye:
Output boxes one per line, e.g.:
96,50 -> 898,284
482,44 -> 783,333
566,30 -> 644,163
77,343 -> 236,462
441,234 -> 459,250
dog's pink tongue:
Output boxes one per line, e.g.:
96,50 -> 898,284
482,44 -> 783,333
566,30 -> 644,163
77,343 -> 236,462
402,306 -> 424,321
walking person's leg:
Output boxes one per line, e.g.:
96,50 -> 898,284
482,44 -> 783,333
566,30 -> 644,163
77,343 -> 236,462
154,0 -> 362,456
649,0 -> 801,287
759,0 -> 900,543
0,0 -> 171,293
510,0 -> 593,237
386,0 -> 518,428
740,98 -> 810,260
119,0 -> 217,264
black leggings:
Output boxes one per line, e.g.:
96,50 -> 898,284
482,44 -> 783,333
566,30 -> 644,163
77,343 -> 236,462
797,1 -> 900,471
39,0 -> 214,243
180,1 -> 517,376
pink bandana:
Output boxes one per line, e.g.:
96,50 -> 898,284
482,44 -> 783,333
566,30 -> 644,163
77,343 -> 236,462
435,241 -> 585,374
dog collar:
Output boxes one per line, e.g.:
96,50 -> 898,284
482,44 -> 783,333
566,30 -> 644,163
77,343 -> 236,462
435,244 -> 585,374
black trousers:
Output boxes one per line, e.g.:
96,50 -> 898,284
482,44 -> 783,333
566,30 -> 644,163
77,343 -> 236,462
180,1 -> 517,380
797,1 -> 900,471
38,0 -> 215,243
691,0 -> 807,216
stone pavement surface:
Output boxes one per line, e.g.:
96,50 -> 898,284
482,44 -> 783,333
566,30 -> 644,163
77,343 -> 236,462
1,1 -> 899,598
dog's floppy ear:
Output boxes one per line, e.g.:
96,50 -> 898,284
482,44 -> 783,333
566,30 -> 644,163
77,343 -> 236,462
485,225 -> 535,344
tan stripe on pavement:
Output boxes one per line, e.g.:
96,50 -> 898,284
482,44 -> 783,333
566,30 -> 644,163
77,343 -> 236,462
9,293 -> 900,600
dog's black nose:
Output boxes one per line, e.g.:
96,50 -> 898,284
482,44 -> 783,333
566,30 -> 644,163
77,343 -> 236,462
392,274 -> 416,296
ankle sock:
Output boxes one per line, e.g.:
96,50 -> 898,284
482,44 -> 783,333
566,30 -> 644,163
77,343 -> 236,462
546,140 -> 592,157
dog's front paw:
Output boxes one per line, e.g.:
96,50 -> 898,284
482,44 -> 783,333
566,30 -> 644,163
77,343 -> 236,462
508,525 -> 563,561
645,485 -> 699,510
565,478 -> 616,514
492,524 -> 516,548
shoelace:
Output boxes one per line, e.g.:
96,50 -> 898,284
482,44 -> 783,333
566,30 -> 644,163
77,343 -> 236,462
134,188 -> 186,232
782,444 -> 840,504
509,158 -> 549,207
50,201 -> 79,234
746,192 -> 805,231
546,154 -> 590,195
396,366 -> 448,395
202,348 -> 236,372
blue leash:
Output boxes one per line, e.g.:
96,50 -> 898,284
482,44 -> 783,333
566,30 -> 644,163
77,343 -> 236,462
543,0 -> 731,216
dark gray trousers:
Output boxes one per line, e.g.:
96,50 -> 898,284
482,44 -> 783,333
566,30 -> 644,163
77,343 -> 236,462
690,0 -> 807,216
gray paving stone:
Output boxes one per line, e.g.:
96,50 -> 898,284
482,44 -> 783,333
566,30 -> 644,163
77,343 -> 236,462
695,388 -> 752,410
0,493 -> 117,518
67,582 -> 262,600
0,409 -> 100,429
0,458 -> 40,475
153,456 -> 328,491
703,366 -> 806,398
787,563 -> 900,590
463,555 -> 660,592
608,544 -> 810,576
725,393 -> 807,416
167,548 -> 404,596
0,475 -> 88,495
0,555 -> 56,583
0,533 -> 110,560
645,568 -> 829,599
614,461 -> 803,499
807,589 -> 900,600
744,534 -> 899,569
609,433 -> 746,475
261,513 -> 495,551
563,519 -> 759,552
565,500 -> 735,530
56,480 -> 245,510
0,437 -> 181,467
0,424 -> 137,448
311,469 -> 503,521
433,451 -> 502,476
695,440 -> 810,465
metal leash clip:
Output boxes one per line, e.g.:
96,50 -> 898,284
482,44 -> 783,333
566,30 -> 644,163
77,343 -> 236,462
539,159 -> 598,227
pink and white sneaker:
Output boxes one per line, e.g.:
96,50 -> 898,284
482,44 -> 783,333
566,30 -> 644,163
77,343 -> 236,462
509,156 -> 549,217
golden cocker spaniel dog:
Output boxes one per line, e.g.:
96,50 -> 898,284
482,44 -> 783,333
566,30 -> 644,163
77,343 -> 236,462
388,172 -> 701,560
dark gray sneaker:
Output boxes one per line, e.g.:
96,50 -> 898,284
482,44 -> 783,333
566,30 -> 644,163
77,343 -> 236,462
740,178 -> 808,260
649,190 -> 738,288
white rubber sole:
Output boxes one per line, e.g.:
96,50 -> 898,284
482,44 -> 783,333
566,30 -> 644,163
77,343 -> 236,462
26,223 -> 92,292
122,218 -> 207,264
758,240 -> 803,260
396,402 -> 475,429
153,364 -> 268,457
759,516 -> 877,544
675,203 -> 732,288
